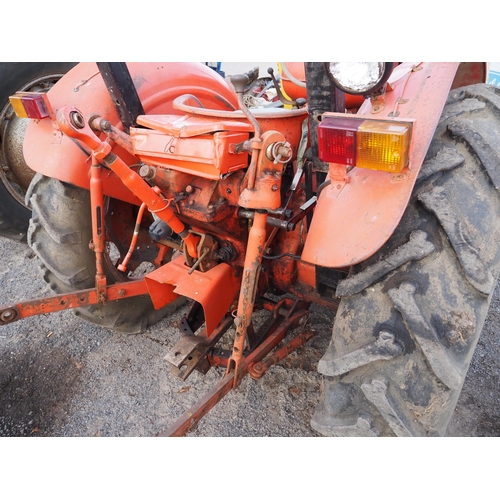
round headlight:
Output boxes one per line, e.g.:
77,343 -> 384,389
326,62 -> 394,96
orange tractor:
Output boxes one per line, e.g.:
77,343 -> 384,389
1,62 -> 498,436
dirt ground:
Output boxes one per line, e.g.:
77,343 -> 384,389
0,235 -> 498,437
0,62 -> 498,437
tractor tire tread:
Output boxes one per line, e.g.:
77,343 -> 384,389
27,175 -> 180,334
312,83 -> 500,437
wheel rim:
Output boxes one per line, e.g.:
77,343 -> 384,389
0,73 -> 65,207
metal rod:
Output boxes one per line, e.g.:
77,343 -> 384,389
0,280 -> 150,326
89,155 -> 107,302
248,330 -> 315,379
226,211 -> 268,387
159,308 -> 308,436
117,202 -> 147,272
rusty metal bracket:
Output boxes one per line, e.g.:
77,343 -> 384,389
248,330 -> 315,379
158,305 -> 309,437
165,315 -> 234,380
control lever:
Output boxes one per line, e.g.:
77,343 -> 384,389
230,73 -> 261,140
267,67 -> 307,108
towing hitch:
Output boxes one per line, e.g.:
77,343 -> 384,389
159,299 -> 312,437
0,278 -> 314,435
0,104 -> 319,435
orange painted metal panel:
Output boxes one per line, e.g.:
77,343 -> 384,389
22,63 -> 239,205
144,256 -> 240,336
302,63 -> 459,268
171,94 -> 309,161
131,127 -> 250,180
136,113 -> 254,137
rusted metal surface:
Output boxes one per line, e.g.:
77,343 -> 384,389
160,306 -> 309,437
451,62 -> 487,89
226,211 -> 268,385
158,372 -> 235,437
0,280 -> 149,325
89,116 -> 134,155
165,315 -> 234,380
248,330 -> 315,379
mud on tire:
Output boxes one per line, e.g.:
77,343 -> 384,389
27,174 -> 181,334
311,84 -> 500,436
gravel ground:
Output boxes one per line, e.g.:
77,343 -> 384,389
0,235 -> 498,437
0,62 -> 498,437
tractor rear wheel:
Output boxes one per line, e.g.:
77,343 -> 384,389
311,83 -> 500,436
0,62 -> 77,241
27,174 -> 182,334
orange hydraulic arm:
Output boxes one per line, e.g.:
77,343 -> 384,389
56,106 -> 200,259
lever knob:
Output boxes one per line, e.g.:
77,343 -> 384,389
230,74 -> 249,94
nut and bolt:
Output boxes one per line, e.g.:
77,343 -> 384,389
139,165 -> 156,180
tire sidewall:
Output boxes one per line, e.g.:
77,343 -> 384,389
0,62 -> 77,237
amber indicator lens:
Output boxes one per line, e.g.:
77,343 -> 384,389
9,92 -> 50,119
318,114 -> 412,172
356,120 -> 411,172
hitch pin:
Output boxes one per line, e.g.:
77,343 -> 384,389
188,247 -> 210,275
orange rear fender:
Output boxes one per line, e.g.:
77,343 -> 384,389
23,63 -> 240,205
302,63 -> 460,268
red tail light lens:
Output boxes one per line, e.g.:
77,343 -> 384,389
9,92 -> 51,119
318,114 -> 413,173
318,116 -> 359,165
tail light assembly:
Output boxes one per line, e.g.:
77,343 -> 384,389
318,113 -> 414,173
9,92 -> 53,120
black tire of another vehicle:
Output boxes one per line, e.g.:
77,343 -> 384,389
0,62 -> 77,241
311,84 -> 500,437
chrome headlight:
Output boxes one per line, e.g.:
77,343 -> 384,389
326,62 -> 395,96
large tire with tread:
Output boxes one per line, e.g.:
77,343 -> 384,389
0,62 -> 76,241
27,174 -> 181,334
311,84 -> 500,437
